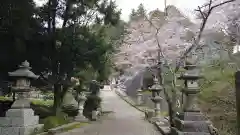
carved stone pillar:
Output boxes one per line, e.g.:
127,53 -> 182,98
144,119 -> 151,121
75,92 -> 88,122
171,60 -> 211,135
137,89 -> 143,105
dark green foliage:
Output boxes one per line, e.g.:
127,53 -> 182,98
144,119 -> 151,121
0,0 -> 122,79
31,104 -> 53,119
0,0 -> 124,114
83,95 -> 102,120
42,112 -> 69,131
61,105 -> 79,117
129,3 -> 146,21
0,0 -> 46,78
0,98 -> 53,118
129,9 -> 137,20
136,3 -> 146,18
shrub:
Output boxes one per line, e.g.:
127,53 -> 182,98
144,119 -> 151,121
31,99 -> 53,107
30,99 -> 54,119
83,95 -> 102,119
42,112 -> 69,131
0,96 -> 12,101
0,98 -> 13,117
62,105 -> 79,117
0,97 -> 54,118
31,104 -> 53,119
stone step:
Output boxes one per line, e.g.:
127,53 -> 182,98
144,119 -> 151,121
175,119 -> 210,132
171,127 -> 211,135
177,112 -> 207,121
181,132 -> 211,135
0,116 -> 39,127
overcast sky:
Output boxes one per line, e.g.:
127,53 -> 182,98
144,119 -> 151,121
35,0 -> 205,21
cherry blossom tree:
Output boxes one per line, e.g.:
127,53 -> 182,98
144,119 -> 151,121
115,0 -> 236,128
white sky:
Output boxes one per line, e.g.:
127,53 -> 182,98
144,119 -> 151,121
116,0 -> 205,21
35,0 -> 205,21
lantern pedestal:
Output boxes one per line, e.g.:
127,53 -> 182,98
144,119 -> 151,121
172,60 -> 211,135
171,112 -> 211,135
75,113 -> 88,122
137,89 -> 143,106
75,94 -> 88,122
11,99 -> 31,109
11,89 -> 31,109
0,108 -> 43,135
0,60 -> 42,135
0,89 -> 43,135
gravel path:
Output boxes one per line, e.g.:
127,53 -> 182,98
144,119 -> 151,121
60,85 -> 161,135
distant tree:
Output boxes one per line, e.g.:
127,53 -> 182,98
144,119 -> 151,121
129,9 -> 137,20
136,3 -> 146,18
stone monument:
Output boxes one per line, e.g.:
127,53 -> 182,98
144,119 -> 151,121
62,88 -> 78,116
89,80 -> 103,95
148,76 -> 166,123
149,76 -> 162,98
75,92 -> 88,122
0,60 -> 43,135
171,60 -> 211,135
136,89 -> 143,106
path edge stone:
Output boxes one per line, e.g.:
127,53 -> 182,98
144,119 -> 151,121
36,122 -> 90,135
114,89 -> 147,113
114,88 -> 172,135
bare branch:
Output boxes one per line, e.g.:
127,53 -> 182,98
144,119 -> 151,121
211,0 -> 236,10
195,6 -> 206,20
175,0 -> 236,73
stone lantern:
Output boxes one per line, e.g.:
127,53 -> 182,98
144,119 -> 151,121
178,60 -> 202,112
149,76 -> 163,98
75,92 -> 88,122
0,60 -> 43,135
9,60 -> 39,108
172,60 -> 211,135
136,89 -> 143,106
90,80 -> 103,96
148,76 -> 163,118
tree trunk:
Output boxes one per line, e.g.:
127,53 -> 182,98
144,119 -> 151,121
53,84 -> 62,115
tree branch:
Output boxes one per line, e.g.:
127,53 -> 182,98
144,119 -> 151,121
175,0 -> 236,73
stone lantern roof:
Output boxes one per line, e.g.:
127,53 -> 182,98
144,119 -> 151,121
151,96 -> 162,103
178,59 -> 203,80
148,77 -> 163,91
8,60 -> 39,79
184,59 -> 197,70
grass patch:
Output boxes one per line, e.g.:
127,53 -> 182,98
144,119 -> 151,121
0,96 -> 54,106
42,113 -> 70,131
141,90 -> 151,94
156,111 -> 168,116
31,99 -> 53,107
62,122 -> 88,132
199,65 -> 236,135
0,96 -> 12,101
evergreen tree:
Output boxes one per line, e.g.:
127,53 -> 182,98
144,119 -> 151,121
129,9 -> 137,20
0,0 -> 123,115
136,3 -> 146,18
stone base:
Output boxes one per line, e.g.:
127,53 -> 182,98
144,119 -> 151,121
91,110 -> 99,121
75,115 -> 88,122
0,108 -> 43,135
177,112 -> 207,121
150,117 -> 168,125
172,111 -> 211,135
144,109 -> 155,120
175,118 -> 210,132
171,127 -> 210,135
0,124 -> 43,135
11,99 -> 31,109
